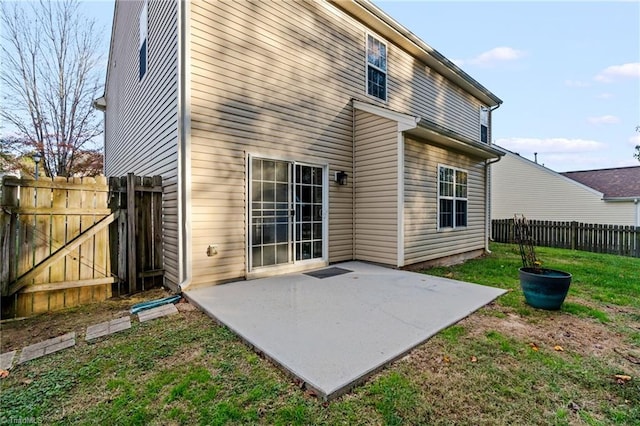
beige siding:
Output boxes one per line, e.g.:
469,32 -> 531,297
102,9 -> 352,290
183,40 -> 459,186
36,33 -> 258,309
404,136 -> 487,264
187,0 -> 491,285
388,52 -> 484,141
491,153 -> 637,226
104,0 -> 179,287
188,0 -> 358,285
354,110 -> 398,265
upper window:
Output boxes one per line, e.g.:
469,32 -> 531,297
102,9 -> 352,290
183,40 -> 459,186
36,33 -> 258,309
139,0 -> 148,81
438,166 -> 468,229
480,107 -> 489,143
367,34 -> 387,101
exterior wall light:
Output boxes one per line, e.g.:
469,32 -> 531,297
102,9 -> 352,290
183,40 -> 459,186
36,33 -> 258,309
33,153 -> 42,180
335,171 -> 348,185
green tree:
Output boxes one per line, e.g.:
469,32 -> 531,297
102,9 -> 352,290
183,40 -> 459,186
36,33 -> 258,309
0,0 -> 104,177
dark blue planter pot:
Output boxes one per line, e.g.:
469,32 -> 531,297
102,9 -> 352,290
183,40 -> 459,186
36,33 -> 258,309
519,267 -> 572,310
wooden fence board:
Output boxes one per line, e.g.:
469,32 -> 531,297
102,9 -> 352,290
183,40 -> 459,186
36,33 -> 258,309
492,219 -> 640,258
50,177 -> 67,284
66,179 -> 82,282
1,174 -> 162,317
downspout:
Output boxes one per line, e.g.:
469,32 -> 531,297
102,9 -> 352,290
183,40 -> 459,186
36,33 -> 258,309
484,103 -> 502,254
178,0 -> 193,292
635,198 -> 639,227
351,99 -> 356,260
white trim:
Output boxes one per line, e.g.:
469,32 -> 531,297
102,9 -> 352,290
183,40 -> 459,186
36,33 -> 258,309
352,100 -> 419,130
323,162 -> 330,262
245,153 -> 252,276
437,164 -> 469,231
365,32 -> 388,102
178,0 -> 192,291
397,130 -> 405,267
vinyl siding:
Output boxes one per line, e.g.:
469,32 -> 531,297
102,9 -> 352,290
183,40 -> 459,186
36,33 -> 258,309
491,153 -> 637,226
188,0 -> 357,286
404,136 -> 487,264
103,0 -> 179,288
354,110 -> 398,265
187,0 -> 491,284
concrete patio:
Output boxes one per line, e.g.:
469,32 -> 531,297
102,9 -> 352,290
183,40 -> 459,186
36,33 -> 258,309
185,261 -> 506,400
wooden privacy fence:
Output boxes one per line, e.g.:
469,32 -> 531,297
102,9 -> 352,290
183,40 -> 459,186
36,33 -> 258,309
0,174 -> 163,317
492,218 -> 640,258
108,174 -> 163,295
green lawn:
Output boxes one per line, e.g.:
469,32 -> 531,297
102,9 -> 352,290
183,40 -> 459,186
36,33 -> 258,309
1,243 -> 638,425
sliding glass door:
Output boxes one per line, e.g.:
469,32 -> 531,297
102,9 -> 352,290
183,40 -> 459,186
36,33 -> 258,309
249,158 -> 325,271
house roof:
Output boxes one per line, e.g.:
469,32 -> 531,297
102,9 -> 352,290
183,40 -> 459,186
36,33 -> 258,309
561,166 -> 640,199
330,0 -> 502,107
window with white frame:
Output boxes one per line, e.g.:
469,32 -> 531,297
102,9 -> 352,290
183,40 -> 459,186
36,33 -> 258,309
480,107 -> 489,143
139,0 -> 148,81
366,34 -> 387,101
438,165 -> 468,229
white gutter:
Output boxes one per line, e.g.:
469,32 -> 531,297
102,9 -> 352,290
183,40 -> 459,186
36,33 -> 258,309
177,0 -> 193,292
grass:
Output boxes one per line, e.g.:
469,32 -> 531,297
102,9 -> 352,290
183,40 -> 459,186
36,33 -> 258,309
1,243 -> 639,425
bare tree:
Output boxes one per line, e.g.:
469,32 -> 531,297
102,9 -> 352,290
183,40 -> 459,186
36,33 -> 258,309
0,0 -> 103,177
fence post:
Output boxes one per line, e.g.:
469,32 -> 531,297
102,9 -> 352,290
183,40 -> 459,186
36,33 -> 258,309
570,221 -> 577,250
1,178 -> 19,295
126,173 -> 137,293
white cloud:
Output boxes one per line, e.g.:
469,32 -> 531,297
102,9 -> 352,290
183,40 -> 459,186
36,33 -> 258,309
629,134 -> 640,146
595,92 -> 614,100
564,79 -> 590,88
594,62 -> 640,83
495,137 -> 606,154
468,47 -> 526,67
587,115 -> 621,125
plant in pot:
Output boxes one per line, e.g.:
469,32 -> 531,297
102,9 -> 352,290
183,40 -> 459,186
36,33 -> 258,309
513,215 -> 572,310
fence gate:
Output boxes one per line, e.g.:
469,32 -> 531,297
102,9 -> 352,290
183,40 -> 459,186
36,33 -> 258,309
0,174 -> 163,317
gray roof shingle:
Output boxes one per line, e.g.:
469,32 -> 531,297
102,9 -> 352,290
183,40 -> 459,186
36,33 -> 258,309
561,166 -> 640,198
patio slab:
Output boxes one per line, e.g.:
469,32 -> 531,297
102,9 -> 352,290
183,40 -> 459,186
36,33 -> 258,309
185,261 -> 506,400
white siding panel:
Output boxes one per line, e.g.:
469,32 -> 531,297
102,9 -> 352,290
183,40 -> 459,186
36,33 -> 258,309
404,136 -> 487,264
104,0 -> 179,287
491,153 -> 637,226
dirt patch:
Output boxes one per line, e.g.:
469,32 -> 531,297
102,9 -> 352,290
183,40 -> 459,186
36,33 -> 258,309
460,303 -> 639,371
0,288 -> 173,352
401,301 -> 640,376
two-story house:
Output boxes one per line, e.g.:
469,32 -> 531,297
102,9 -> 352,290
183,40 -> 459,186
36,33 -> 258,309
98,0 -> 504,291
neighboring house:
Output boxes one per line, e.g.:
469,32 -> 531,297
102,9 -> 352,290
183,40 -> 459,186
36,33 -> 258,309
98,0 -> 504,291
491,149 -> 640,226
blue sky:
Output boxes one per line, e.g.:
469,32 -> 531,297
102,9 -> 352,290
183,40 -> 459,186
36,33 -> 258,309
82,0 -> 639,172
375,0 -> 640,172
